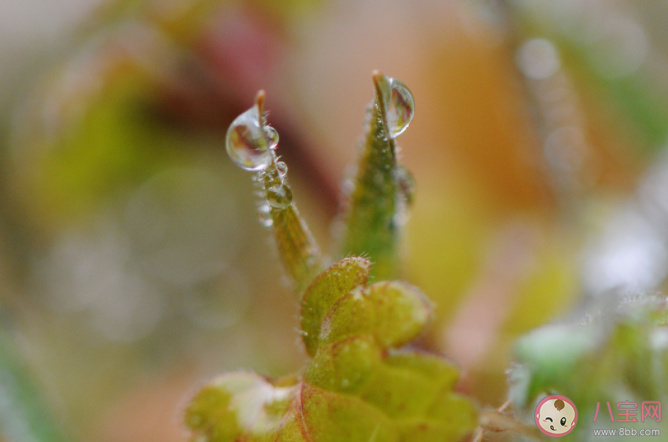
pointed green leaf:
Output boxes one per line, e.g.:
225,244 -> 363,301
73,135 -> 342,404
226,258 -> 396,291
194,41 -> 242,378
338,71 -> 414,280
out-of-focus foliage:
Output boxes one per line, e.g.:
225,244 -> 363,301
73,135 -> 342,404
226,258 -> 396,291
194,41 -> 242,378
510,293 -> 668,440
0,323 -> 68,442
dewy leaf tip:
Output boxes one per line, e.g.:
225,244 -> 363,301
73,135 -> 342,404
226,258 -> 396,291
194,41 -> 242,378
338,72 -> 415,280
225,92 -> 322,294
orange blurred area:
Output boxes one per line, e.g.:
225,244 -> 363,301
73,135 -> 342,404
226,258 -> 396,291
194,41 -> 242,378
2,0 -> 668,440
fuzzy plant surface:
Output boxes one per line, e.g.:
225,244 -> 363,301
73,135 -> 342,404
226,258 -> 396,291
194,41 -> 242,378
184,72 -> 478,442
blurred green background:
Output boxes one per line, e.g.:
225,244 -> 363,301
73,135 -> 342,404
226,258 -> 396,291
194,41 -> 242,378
2,0 -> 668,440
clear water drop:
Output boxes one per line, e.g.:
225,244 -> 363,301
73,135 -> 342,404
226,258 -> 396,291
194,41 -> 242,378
276,161 -> 288,177
266,184 -> 293,210
375,73 -> 415,139
386,79 -> 414,138
264,126 -> 279,150
258,204 -> 273,227
226,105 -> 273,171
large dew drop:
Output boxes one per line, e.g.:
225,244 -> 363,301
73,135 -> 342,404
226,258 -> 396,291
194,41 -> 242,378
226,105 -> 278,171
374,73 -> 415,139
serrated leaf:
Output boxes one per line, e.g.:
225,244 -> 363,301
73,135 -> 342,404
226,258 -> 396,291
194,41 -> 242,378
318,280 -> 432,349
338,72 -> 412,281
185,258 -> 477,442
301,257 -> 371,356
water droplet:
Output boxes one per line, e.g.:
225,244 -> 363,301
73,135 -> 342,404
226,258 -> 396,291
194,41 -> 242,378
266,184 -> 293,210
262,167 -> 283,188
276,161 -> 288,177
375,73 -> 415,138
226,105 -> 273,171
258,204 -> 273,227
264,126 -> 279,150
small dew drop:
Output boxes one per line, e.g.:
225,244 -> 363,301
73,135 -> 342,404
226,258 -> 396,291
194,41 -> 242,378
377,75 -> 415,139
264,126 -> 279,150
226,105 -> 272,171
276,161 -> 288,177
262,167 -> 282,188
258,204 -> 273,227
266,184 -> 293,210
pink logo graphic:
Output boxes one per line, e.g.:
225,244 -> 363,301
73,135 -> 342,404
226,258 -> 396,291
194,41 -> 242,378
535,395 -> 578,437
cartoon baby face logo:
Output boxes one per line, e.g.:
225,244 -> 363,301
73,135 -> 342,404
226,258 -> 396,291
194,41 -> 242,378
535,395 -> 578,437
